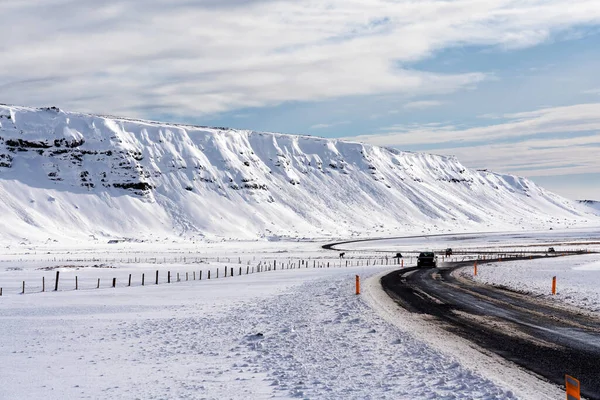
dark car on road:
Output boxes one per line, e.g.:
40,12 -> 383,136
417,252 -> 438,268
445,248 -> 453,256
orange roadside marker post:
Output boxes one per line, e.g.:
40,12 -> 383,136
401,259 -> 404,268
474,262 -> 478,276
552,276 -> 557,295
565,375 -> 580,400
355,275 -> 360,295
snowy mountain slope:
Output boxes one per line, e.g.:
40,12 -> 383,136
0,104 -> 598,243
578,200 -> 600,213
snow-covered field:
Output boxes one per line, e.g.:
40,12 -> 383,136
1,234 -> 584,399
1,258 -> 547,400
337,228 -> 600,254
466,253 -> 600,313
0,241 -> 396,296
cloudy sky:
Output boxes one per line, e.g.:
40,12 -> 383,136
2,0 -> 600,199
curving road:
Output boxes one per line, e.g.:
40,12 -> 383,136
381,261 -> 600,399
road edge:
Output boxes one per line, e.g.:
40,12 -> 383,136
361,269 -> 564,400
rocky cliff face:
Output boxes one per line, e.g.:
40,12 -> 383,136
0,104 -> 597,243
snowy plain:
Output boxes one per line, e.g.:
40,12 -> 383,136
2,232 -> 594,399
466,253 -> 600,313
0,258 -> 541,400
335,228 -> 600,254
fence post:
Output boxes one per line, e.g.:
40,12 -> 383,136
168,271 -> 171,283
208,270 -> 211,279
186,272 -> 188,281
156,270 -> 159,285
231,267 -> 233,277
177,273 -> 180,282
142,274 -> 145,286
97,278 -> 100,288
54,271 -> 60,291
42,277 -> 45,292
246,266 -> 249,274
128,274 -> 132,287
76,276 -> 78,290
225,267 -> 228,277
200,270 -> 203,280
112,278 -> 116,288
22,281 -> 25,294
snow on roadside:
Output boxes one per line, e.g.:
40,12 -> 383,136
464,254 -> 600,313
1,266 -> 515,399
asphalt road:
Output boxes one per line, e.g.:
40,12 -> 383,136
381,261 -> 600,399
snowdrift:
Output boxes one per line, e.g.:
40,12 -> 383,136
0,104 -> 598,243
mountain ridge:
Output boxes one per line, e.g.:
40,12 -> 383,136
1,104 -> 598,243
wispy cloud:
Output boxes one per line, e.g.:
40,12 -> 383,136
583,88 -> 600,95
403,100 -> 444,110
2,1 -> 600,117
346,102 -> 600,178
351,103 -> 600,146
310,121 -> 350,129
435,135 -> 600,177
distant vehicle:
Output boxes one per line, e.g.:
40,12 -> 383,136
394,252 -> 403,258
417,252 -> 438,268
548,247 -> 556,253
445,248 -> 453,256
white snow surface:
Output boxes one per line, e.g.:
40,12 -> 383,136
466,253 -> 600,313
0,235 -> 585,399
1,264 -> 522,399
1,104 -> 599,243
335,228 -> 600,253
578,200 -> 600,213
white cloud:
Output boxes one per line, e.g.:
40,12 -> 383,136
310,121 -> 350,129
435,135 -> 600,177
583,88 -> 600,95
346,102 -> 600,178
2,1 -> 600,117
403,100 -> 444,110
350,103 -> 600,146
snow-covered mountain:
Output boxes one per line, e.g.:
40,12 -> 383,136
578,200 -> 600,212
0,104 -> 598,243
